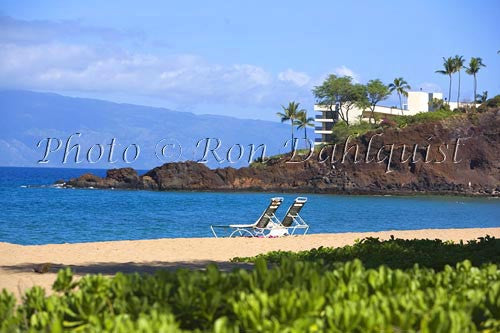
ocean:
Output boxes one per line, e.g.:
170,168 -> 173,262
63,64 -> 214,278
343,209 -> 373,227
0,166 -> 498,245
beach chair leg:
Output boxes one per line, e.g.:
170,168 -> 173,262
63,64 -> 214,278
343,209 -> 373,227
210,226 -> 219,238
229,228 -> 254,238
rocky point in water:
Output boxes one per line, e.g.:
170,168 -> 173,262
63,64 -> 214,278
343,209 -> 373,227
63,109 -> 500,196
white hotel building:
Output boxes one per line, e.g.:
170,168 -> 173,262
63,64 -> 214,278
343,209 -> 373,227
314,91 -> 473,145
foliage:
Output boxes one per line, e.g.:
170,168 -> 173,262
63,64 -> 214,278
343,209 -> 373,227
453,55 -> 465,105
429,97 -> 451,111
365,79 -> 391,123
388,77 -> 411,111
312,75 -> 366,125
391,108 -> 457,128
485,95 -> 500,107
312,74 -> 350,113
276,101 -> 304,123
233,236 -> 500,270
2,236 -> 500,332
465,57 -> 486,75
249,159 -> 268,168
436,57 -> 455,103
344,83 -> 367,125
478,95 -> 500,113
293,110 -> 315,141
466,57 -> 486,106
476,91 -> 488,104
328,107 -> 458,143
276,101 -> 306,152
330,121 -> 379,144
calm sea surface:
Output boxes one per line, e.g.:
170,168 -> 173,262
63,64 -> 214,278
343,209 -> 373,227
0,166 -> 498,245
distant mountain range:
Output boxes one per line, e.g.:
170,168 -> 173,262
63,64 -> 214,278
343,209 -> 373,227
1,90 -> 310,169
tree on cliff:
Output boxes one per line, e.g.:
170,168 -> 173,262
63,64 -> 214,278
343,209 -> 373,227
277,101 -> 305,152
313,75 -> 363,126
466,57 -> 486,108
294,110 -> 315,143
388,77 -> 411,113
435,57 -> 455,104
453,55 -> 465,108
342,83 -> 367,126
365,79 -> 391,124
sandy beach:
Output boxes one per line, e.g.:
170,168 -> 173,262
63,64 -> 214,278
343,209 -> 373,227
1,227 -> 499,298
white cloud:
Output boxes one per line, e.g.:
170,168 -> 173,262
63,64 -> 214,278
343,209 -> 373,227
0,16 -> 316,112
0,41 -> 306,107
278,69 -> 310,86
334,65 -> 360,83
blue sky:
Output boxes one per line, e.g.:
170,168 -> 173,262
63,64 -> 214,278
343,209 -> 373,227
1,0 -> 499,120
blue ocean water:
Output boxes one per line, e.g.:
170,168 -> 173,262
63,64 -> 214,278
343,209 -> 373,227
0,166 -> 498,245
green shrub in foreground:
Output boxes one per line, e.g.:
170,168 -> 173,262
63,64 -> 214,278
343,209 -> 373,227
1,256 -> 500,332
232,236 -> 500,271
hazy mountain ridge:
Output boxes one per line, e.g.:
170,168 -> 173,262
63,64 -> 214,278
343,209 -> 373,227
1,90 -> 303,169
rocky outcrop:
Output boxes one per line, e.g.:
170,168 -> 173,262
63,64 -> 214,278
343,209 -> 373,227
63,109 -> 500,196
67,168 -> 141,189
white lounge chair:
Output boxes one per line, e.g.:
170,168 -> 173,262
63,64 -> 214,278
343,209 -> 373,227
269,197 -> 309,237
210,197 -> 283,238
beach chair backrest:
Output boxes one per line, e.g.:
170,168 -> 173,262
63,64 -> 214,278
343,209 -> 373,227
255,197 -> 283,228
281,197 -> 307,227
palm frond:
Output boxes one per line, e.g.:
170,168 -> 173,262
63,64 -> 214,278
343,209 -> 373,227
276,112 -> 289,122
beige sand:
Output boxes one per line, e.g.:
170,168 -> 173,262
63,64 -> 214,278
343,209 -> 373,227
1,227 -> 499,298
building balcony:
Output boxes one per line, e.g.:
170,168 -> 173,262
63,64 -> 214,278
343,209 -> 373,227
315,123 -> 333,130
315,117 -> 334,122
314,129 -> 332,135
314,104 -> 332,112
315,110 -> 336,118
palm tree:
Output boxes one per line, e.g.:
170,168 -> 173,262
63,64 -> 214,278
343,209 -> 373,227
453,55 -> 465,107
435,57 -> 455,104
276,101 -> 305,152
388,77 -> 411,114
476,91 -> 488,104
294,111 -> 315,143
465,57 -> 486,107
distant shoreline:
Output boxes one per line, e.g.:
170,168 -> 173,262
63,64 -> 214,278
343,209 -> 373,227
2,225 -> 500,247
2,227 -> 499,297
59,109 -> 500,197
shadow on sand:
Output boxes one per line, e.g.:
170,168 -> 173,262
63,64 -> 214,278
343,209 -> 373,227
1,260 -> 254,276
